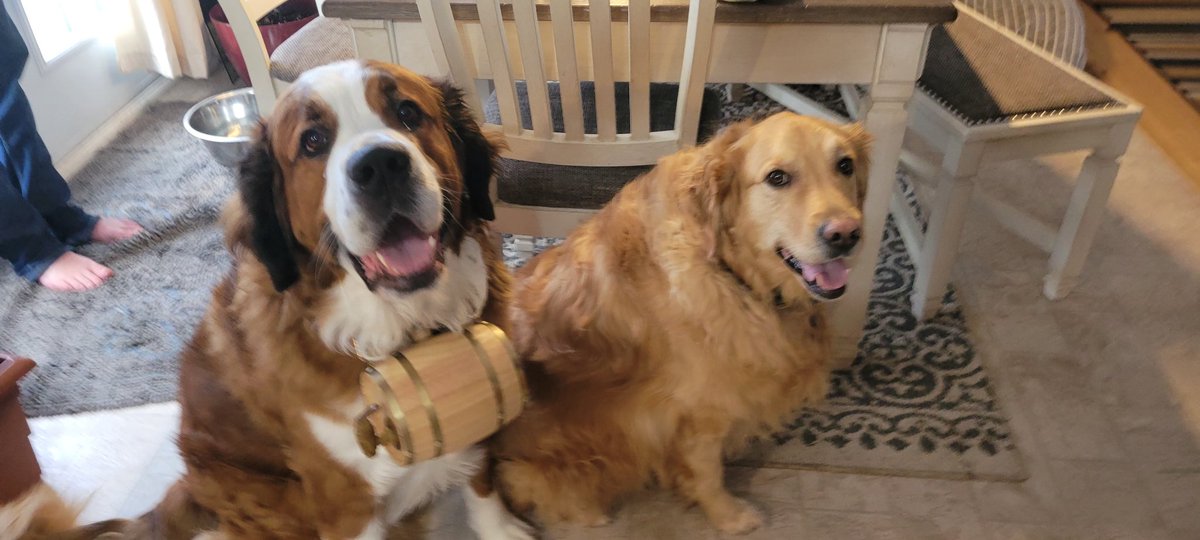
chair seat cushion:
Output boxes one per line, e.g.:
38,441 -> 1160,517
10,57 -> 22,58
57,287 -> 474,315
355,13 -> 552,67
919,13 -> 1120,126
269,17 -> 356,83
496,160 -> 653,209
485,82 -> 723,209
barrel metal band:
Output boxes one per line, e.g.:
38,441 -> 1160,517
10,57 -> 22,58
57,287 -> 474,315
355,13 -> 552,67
478,321 -> 529,405
463,326 -> 506,428
364,366 -> 415,465
394,352 -> 444,457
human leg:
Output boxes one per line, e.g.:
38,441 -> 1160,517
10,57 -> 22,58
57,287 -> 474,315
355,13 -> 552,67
0,70 -> 98,245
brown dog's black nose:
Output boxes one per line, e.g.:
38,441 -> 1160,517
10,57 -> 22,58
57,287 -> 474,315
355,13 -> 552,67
819,217 -> 861,255
349,146 -> 410,188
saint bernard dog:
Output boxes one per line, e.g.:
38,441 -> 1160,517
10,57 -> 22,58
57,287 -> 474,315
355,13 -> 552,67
11,61 -> 532,539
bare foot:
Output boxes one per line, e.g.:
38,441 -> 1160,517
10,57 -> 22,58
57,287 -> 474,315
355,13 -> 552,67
36,252 -> 114,292
90,217 -> 144,244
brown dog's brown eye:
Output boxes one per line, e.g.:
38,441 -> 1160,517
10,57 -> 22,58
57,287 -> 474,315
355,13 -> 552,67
837,157 -> 855,176
300,129 -> 329,157
765,169 -> 791,188
394,100 -> 423,130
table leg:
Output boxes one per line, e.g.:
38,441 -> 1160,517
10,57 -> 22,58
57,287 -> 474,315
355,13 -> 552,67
828,23 -> 932,369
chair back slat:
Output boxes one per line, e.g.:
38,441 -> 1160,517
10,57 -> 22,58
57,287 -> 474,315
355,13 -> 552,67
960,0 -> 1088,68
243,0 -> 286,22
415,0 -> 481,120
219,0 -> 294,113
587,0 -> 618,142
627,0 -> 652,141
674,0 -> 717,146
549,0 -> 585,140
512,0 -> 553,138
476,0 -> 523,135
417,0 -> 716,164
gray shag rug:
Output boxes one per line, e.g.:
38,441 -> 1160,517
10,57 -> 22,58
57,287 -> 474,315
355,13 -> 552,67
0,85 -> 1023,480
0,100 -> 232,417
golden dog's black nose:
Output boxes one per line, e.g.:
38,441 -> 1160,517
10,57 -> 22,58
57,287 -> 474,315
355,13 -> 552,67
350,146 -> 411,188
819,217 -> 861,255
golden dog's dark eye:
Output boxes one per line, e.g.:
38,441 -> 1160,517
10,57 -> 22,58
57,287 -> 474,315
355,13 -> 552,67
300,129 -> 329,157
837,157 -> 855,176
394,100 -> 423,130
765,169 -> 791,188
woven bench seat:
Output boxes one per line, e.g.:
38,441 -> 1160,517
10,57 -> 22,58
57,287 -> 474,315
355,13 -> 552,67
918,11 -> 1119,126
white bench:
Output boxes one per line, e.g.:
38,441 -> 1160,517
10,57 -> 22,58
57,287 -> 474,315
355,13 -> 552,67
898,4 -> 1142,318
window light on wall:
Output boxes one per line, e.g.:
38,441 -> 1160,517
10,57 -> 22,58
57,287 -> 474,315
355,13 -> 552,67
17,0 -> 108,64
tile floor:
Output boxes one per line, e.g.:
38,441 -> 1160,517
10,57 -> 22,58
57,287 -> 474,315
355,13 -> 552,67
20,84 -> 1200,539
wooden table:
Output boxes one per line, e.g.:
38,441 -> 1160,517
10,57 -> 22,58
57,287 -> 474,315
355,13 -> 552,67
323,0 -> 957,368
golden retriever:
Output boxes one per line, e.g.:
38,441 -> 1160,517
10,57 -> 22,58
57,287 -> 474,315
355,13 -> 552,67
493,112 -> 871,534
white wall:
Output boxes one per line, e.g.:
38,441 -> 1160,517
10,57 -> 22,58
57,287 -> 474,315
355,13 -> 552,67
6,0 -> 158,162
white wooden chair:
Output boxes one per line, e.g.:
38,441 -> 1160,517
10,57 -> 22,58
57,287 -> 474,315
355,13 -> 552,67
414,0 -> 721,238
216,0 -> 355,114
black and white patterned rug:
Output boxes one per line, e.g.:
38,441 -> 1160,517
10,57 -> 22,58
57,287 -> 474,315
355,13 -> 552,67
500,85 -> 1025,481
740,216 -> 1024,480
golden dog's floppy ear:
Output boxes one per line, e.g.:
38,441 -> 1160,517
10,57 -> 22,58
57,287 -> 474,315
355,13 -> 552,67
690,120 -> 751,259
434,80 -> 499,223
238,123 -> 300,292
842,122 -> 873,202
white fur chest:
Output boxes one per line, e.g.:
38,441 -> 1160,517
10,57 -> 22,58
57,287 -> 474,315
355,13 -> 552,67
305,402 -> 484,526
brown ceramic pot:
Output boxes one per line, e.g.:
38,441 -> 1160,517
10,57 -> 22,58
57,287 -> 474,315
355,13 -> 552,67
0,353 -> 40,504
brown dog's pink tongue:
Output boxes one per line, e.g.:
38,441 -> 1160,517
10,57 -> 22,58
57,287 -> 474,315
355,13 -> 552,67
373,234 -> 435,277
800,259 -> 850,290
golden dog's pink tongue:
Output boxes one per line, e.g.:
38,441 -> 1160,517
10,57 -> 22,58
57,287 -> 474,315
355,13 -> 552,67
800,259 -> 850,290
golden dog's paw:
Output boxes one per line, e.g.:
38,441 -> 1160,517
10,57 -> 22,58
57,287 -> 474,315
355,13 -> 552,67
585,514 -> 613,528
555,506 -> 611,528
708,498 -> 764,535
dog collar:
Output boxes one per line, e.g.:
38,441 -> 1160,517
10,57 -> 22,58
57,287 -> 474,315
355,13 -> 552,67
318,318 -> 454,363
716,260 -> 789,309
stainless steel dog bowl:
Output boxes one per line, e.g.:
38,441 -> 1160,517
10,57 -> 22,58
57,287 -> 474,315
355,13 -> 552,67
183,88 -> 260,167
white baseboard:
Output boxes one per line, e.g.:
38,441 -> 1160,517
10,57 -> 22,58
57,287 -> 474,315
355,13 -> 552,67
56,76 -> 176,181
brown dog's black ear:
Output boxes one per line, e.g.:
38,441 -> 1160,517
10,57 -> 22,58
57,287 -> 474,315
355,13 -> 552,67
434,80 -> 498,222
238,123 -> 300,292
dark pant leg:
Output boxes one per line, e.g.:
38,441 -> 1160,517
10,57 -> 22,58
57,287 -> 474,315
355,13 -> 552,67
0,2 -> 96,247
0,140 -> 68,281
0,1 -> 28,83
0,2 -> 80,281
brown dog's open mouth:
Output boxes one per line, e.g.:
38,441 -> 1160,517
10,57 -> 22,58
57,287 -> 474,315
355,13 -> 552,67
777,248 -> 849,301
350,216 -> 444,292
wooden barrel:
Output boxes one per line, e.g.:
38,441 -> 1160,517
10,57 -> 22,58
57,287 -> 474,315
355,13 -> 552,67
356,322 -> 526,464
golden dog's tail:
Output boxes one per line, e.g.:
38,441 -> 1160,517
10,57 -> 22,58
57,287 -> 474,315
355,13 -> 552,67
2,482 -> 216,540
0,482 -> 82,540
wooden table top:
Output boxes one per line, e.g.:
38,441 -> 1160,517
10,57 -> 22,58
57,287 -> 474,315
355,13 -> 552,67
323,0 -> 957,25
